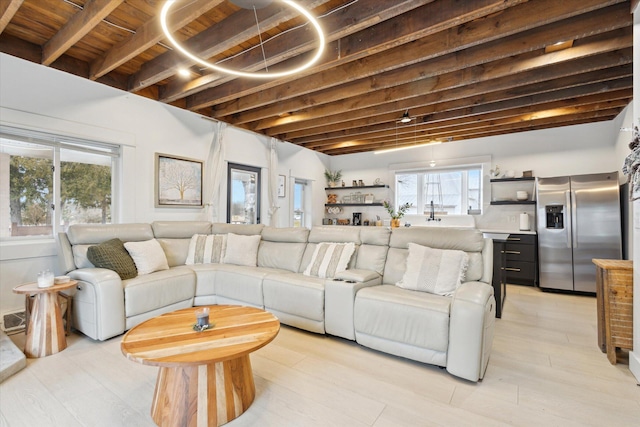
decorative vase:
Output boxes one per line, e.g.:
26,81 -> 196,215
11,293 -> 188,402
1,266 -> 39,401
391,219 -> 400,228
328,181 -> 336,188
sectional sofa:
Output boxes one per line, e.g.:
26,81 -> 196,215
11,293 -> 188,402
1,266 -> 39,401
56,221 -> 496,382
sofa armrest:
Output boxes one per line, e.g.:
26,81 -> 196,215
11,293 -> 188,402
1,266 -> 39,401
325,269 -> 382,340
67,268 -> 126,341
447,281 -> 496,382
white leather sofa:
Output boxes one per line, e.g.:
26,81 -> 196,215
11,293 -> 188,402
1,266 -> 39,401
57,221 -> 495,382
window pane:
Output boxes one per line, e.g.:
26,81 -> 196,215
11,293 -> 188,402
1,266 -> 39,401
293,181 -> 304,227
2,141 -> 53,238
60,148 -> 112,229
228,163 -> 260,224
396,173 -> 418,215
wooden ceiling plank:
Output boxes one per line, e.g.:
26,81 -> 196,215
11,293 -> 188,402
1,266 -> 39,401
302,86 -> 633,148
89,0 -> 226,80
322,109 -> 624,155
41,0 -> 123,66
256,32 -> 632,135
168,0 -> 523,106
322,98 -> 631,149
223,3 -> 631,126
268,47 -> 632,140
0,0 -> 24,34
188,0 -> 622,112
129,0 -> 333,92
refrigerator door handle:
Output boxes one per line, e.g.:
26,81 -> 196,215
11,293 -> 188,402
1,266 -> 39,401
571,190 -> 578,248
565,191 -> 572,248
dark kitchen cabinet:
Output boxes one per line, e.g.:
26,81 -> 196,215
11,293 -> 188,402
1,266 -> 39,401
503,233 -> 538,286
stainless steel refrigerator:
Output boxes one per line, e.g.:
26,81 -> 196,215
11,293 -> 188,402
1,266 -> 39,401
536,172 -> 622,293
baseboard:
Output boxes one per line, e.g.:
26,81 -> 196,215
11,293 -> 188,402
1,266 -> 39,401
630,350 -> 640,384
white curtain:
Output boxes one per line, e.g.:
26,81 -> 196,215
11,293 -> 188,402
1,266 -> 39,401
206,121 -> 227,222
268,137 -> 280,226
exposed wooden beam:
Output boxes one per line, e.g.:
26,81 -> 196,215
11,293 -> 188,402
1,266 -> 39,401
41,0 -> 123,66
89,0 -> 226,80
0,0 -> 23,34
301,85 -> 633,148
223,2 -> 631,126
164,0 -> 522,105
256,31 -> 632,136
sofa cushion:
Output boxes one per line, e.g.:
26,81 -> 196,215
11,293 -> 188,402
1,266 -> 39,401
263,273 -> 325,322
214,264 -> 284,307
124,239 -> 169,275
87,238 -> 138,280
223,233 -> 261,267
354,285 -> 451,352
303,242 -> 355,279
186,234 -> 227,265
123,267 -> 195,317
397,243 -> 468,296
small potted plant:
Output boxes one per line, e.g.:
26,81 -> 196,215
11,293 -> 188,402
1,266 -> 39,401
383,201 -> 412,228
324,169 -> 342,187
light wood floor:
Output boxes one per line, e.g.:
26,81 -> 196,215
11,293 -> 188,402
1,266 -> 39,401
1,285 -> 639,426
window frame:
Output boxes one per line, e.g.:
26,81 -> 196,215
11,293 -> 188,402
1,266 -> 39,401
226,162 -> 261,224
394,164 -> 484,216
1,125 -> 120,241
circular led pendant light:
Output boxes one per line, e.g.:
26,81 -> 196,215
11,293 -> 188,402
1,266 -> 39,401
160,0 -> 325,79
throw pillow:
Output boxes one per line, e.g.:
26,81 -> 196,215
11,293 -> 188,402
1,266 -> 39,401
222,233 -> 261,267
123,239 -> 170,275
304,242 -> 356,279
397,243 -> 469,296
186,234 -> 227,265
87,238 -> 137,280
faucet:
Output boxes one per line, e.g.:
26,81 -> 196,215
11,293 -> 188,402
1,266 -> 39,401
427,200 -> 441,222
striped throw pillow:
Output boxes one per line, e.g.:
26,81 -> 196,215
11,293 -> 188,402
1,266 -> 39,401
304,242 -> 355,279
186,234 -> 227,265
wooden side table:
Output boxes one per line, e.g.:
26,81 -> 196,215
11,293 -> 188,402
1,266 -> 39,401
13,280 -> 77,358
592,259 -> 633,365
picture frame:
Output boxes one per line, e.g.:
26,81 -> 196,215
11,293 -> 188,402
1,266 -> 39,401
155,153 -> 203,208
278,175 -> 286,198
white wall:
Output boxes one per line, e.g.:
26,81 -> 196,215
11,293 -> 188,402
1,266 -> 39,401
0,53 -> 329,317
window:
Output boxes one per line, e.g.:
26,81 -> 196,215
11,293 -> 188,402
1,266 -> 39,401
227,163 -> 261,224
1,126 -> 119,240
292,179 -> 308,227
395,166 -> 482,215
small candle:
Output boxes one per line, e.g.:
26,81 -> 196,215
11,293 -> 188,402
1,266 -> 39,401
195,307 -> 209,327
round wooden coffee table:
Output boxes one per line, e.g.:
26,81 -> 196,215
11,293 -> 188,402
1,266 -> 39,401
12,280 -> 77,358
121,305 -> 280,427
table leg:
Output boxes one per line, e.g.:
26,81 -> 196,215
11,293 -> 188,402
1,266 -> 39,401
151,355 -> 256,427
24,292 -> 67,358
595,266 -> 606,353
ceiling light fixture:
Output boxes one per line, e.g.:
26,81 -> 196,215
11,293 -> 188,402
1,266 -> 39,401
374,141 -> 441,155
160,0 -> 325,79
177,68 -> 191,78
544,40 -> 573,54
399,110 -> 412,123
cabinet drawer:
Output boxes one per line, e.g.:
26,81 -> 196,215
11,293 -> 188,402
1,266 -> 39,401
503,243 -> 536,262
506,234 -> 536,245
504,261 -> 536,285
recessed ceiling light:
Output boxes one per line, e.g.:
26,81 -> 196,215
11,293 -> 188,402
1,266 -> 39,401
178,68 -> 191,78
544,40 -> 573,54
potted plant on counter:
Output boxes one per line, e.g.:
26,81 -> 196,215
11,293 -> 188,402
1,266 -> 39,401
324,169 -> 342,187
383,201 -> 412,228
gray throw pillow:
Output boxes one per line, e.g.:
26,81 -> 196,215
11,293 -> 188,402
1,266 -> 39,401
87,238 -> 138,280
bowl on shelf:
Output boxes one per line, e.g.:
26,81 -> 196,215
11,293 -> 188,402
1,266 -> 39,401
516,191 -> 529,201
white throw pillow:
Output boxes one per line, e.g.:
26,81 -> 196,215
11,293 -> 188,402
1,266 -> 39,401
186,234 -> 227,265
304,242 -> 356,279
222,233 -> 261,267
397,242 -> 468,296
123,239 -> 169,275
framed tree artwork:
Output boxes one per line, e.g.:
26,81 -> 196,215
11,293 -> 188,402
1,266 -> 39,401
155,153 -> 203,208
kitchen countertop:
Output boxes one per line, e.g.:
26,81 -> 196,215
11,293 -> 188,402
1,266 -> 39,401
480,228 -> 537,236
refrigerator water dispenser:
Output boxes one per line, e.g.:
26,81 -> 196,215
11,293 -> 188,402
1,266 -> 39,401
545,205 -> 564,229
